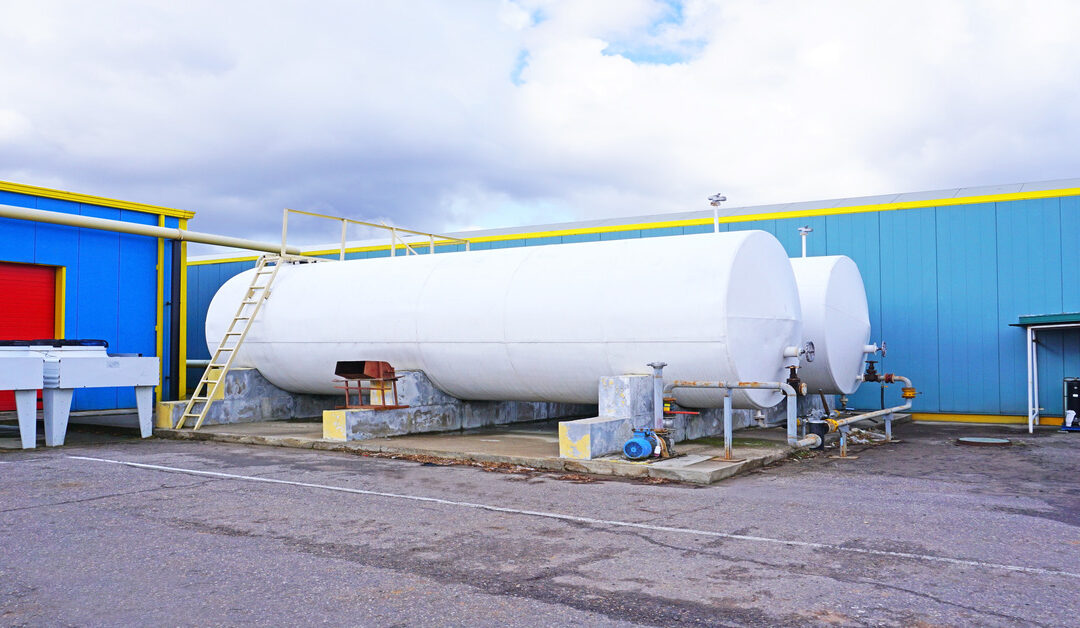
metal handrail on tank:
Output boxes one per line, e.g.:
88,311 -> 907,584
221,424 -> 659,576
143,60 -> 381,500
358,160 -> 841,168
280,208 -> 471,260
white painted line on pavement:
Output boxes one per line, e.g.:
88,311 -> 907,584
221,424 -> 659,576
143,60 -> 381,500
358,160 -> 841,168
67,454 -> 1080,581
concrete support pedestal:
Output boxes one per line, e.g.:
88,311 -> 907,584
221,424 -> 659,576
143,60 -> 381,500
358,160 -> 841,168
323,370 -> 595,441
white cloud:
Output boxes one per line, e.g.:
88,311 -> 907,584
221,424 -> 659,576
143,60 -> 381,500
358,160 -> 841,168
0,0 -> 1077,250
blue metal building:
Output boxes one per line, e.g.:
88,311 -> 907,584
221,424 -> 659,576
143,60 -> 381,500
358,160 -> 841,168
0,181 -> 194,411
186,178 -> 1080,424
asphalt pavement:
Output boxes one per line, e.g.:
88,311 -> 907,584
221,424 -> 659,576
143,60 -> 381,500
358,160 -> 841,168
1,422 -> 1078,627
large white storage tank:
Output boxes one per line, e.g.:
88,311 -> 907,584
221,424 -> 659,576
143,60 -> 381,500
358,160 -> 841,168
206,231 -> 802,409
790,255 -> 873,395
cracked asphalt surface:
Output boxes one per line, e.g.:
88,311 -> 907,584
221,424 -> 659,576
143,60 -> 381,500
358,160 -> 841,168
1,422 -> 1078,627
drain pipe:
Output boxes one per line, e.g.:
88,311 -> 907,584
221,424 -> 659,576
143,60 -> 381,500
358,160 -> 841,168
0,203 -> 301,254
665,380 -> 822,452
647,362 -> 667,430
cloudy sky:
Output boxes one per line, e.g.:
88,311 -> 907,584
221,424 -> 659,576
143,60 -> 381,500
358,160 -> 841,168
1,0 -> 1078,249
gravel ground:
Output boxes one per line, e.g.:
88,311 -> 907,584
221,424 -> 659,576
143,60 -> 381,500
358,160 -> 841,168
1,421 -> 1078,627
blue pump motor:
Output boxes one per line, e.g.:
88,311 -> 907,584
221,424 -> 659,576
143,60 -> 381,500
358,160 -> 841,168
623,429 -> 659,460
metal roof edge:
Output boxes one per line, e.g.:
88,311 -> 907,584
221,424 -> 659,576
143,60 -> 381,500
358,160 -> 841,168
0,180 -> 196,219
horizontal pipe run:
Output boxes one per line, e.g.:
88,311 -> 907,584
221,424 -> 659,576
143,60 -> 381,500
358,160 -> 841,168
663,380 -> 820,449
832,375 -> 915,430
186,359 -> 212,368
0,204 -> 300,254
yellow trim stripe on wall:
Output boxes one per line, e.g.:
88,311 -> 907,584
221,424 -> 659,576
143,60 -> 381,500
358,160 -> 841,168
187,185 -> 1080,266
912,413 -> 1064,426
0,180 -> 195,219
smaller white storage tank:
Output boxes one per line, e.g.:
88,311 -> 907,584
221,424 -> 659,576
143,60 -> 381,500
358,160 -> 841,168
790,256 -> 873,395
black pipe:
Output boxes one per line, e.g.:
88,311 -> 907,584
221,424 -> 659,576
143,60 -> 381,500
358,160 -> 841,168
807,421 -> 829,450
167,239 -> 182,401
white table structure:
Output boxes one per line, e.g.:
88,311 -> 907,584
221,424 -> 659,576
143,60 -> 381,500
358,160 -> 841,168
0,341 -> 158,448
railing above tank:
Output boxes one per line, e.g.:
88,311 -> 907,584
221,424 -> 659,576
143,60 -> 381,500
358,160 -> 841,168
280,208 -> 472,260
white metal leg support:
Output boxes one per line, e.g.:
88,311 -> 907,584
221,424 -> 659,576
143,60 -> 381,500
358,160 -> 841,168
134,386 -> 154,438
14,389 -> 38,449
42,388 -> 74,447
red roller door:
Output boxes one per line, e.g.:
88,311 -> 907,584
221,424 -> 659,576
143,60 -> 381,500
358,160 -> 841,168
0,262 -> 56,411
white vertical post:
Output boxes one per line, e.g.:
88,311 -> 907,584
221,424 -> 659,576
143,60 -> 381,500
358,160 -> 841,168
280,209 -> 289,256
713,207 -> 719,233
723,392 -> 733,460
1032,329 -> 1040,427
1027,326 -> 1034,434
339,219 -> 347,261
390,227 -> 396,257
429,235 -> 435,254
798,226 -> 812,258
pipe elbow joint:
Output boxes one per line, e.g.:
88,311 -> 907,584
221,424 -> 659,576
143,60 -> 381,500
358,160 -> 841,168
791,434 -> 822,448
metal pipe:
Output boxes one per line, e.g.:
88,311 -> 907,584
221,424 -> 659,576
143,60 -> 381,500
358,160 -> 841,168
1,203 -> 300,254
186,359 -> 211,368
664,380 -> 820,449
340,219 -> 348,261
832,375 -> 915,430
647,362 -> 667,430
797,226 -> 813,258
722,392 -> 733,460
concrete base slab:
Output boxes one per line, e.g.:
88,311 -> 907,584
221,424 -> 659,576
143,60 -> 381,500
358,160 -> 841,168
156,418 -> 798,484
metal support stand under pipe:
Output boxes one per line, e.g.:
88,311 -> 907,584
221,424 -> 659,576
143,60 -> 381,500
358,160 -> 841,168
723,392 -> 733,461
815,374 -> 915,457
661,379 -> 822,460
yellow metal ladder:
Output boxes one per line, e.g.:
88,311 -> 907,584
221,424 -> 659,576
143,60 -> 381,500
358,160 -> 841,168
177,254 -> 293,430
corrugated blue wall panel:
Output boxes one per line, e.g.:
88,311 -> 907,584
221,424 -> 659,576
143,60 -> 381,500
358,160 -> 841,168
562,233 -> 602,243
1060,197 -> 1080,395
526,236 -> 562,246
0,191 -> 39,260
115,210 -> 158,408
996,199 -> 1064,414
728,220 -> 776,237
879,207 -> 940,411
825,213 -> 882,409
682,224 -> 713,235
936,203 -> 999,413
640,226 -> 684,238
1061,197 -> 1080,312
72,203 -> 122,410
600,230 -> 640,241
